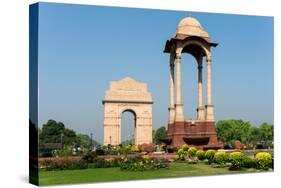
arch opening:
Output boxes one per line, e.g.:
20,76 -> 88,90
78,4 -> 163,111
178,41 -> 209,121
181,53 -> 199,120
182,44 -> 206,60
180,38 -> 211,60
121,110 -> 136,144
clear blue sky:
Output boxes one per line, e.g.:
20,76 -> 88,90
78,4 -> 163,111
37,2 -> 273,143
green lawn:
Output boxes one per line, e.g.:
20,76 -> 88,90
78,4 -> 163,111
39,162 -> 260,186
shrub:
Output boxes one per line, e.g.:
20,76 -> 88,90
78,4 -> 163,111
229,152 -> 245,170
196,150 -> 205,160
116,145 -> 122,154
68,159 -> 88,169
89,158 -> 120,168
205,149 -> 216,163
214,151 -> 228,164
108,149 -> 118,155
142,154 -> 150,160
40,159 -> 54,169
56,148 -> 73,157
96,148 -> 105,155
167,146 -> 179,153
182,144 -> 189,151
255,152 -> 273,170
139,143 -> 155,153
131,145 -> 140,152
188,147 -> 198,157
177,148 -> 188,161
41,157 -> 88,171
39,150 -> 55,157
82,151 -> 97,163
243,156 -> 256,168
120,157 -> 169,171
124,145 -> 132,155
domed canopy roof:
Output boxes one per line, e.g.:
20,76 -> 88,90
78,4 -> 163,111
176,16 -> 209,39
163,16 -> 218,54
178,16 -> 202,28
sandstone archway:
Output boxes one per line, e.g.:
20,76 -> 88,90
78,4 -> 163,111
103,77 -> 153,145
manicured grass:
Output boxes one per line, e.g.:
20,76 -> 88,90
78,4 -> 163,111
39,162 -> 260,186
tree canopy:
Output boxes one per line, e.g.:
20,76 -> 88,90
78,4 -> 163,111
259,123 -> 274,146
39,119 -> 68,144
216,119 -> 273,148
39,119 -> 100,148
153,126 -> 167,144
76,134 -> 100,148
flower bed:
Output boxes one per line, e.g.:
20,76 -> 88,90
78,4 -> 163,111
40,157 -> 87,171
39,145 -> 273,172
120,155 -> 169,171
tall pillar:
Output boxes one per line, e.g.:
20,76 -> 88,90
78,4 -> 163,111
168,53 -> 175,124
197,57 -> 204,120
205,57 -> 214,121
175,52 -> 184,121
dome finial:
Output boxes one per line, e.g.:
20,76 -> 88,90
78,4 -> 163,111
176,15 -> 210,38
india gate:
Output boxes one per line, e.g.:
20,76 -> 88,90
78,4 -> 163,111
163,16 -> 222,149
103,77 -> 153,145
103,16 -> 222,149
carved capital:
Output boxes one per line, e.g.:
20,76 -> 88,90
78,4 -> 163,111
206,57 -> 212,65
168,107 -> 175,110
175,53 -> 181,60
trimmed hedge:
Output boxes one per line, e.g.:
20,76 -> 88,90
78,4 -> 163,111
205,149 -> 216,163
82,151 -> 97,163
40,157 -> 88,171
182,144 -> 189,151
188,147 -> 198,157
88,158 -> 120,168
214,151 -> 228,165
243,156 -> 256,169
255,152 -> 272,170
177,148 -> 188,161
196,150 -> 205,160
229,152 -> 245,170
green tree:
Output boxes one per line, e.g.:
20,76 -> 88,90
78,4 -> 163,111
259,123 -> 273,147
63,128 -> 77,146
153,127 -> 167,144
152,129 -> 156,141
40,119 -> 65,144
216,119 -> 274,148
39,119 -> 77,146
76,134 -> 100,148
216,119 -> 251,146
247,126 -> 261,147
77,134 -> 91,148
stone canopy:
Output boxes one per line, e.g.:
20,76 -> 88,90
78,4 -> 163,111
163,16 -> 223,149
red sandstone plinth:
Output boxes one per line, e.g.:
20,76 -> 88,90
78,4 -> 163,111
166,121 -> 223,149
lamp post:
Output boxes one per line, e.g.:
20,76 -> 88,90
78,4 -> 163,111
127,134 -> 130,145
60,132 -> 64,150
90,133 -> 93,151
